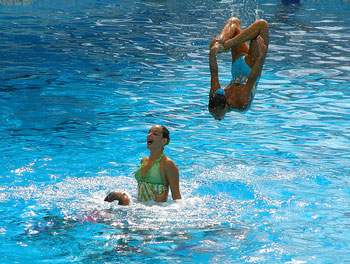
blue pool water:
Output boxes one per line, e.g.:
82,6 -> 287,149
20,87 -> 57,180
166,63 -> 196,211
1,0 -> 350,263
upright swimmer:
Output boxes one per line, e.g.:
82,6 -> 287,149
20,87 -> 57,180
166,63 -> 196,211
209,18 -> 269,120
104,125 -> 181,204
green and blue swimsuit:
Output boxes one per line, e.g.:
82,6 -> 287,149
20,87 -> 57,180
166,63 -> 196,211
134,154 -> 169,202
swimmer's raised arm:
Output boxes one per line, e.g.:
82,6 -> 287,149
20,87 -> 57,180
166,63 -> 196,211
209,47 -> 221,96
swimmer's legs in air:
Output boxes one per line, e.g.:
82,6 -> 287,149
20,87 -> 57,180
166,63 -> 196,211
224,19 -> 269,64
209,17 -> 249,60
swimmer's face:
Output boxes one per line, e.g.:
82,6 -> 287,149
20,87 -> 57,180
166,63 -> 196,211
147,125 -> 167,150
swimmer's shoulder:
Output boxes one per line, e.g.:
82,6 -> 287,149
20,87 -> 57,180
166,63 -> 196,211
160,154 -> 170,163
160,155 -> 178,171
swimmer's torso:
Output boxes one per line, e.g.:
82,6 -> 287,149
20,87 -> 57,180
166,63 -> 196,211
225,55 -> 260,111
134,154 -> 169,202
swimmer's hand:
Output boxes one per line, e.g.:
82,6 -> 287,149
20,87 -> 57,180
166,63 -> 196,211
209,36 -> 223,48
153,189 -> 169,203
256,36 -> 267,56
210,42 -> 225,54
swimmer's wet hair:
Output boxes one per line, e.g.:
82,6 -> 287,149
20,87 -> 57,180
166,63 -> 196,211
208,94 -> 227,113
160,125 -> 170,145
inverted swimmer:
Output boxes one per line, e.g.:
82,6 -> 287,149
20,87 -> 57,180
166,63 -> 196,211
209,18 -> 269,120
104,125 -> 181,205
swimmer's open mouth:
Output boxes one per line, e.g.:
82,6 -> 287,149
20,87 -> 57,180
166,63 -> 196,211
147,140 -> 153,145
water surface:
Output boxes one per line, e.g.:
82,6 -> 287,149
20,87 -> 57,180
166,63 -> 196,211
1,0 -> 350,263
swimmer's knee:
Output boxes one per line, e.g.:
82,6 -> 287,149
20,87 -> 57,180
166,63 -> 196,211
255,19 -> 269,29
228,17 -> 241,26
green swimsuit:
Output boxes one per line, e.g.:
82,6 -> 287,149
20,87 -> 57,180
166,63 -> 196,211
134,154 -> 169,202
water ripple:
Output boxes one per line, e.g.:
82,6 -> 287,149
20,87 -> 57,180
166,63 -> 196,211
1,0 -> 350,263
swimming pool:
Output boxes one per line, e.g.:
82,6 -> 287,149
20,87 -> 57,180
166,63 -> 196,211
1,0 -> 350,262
